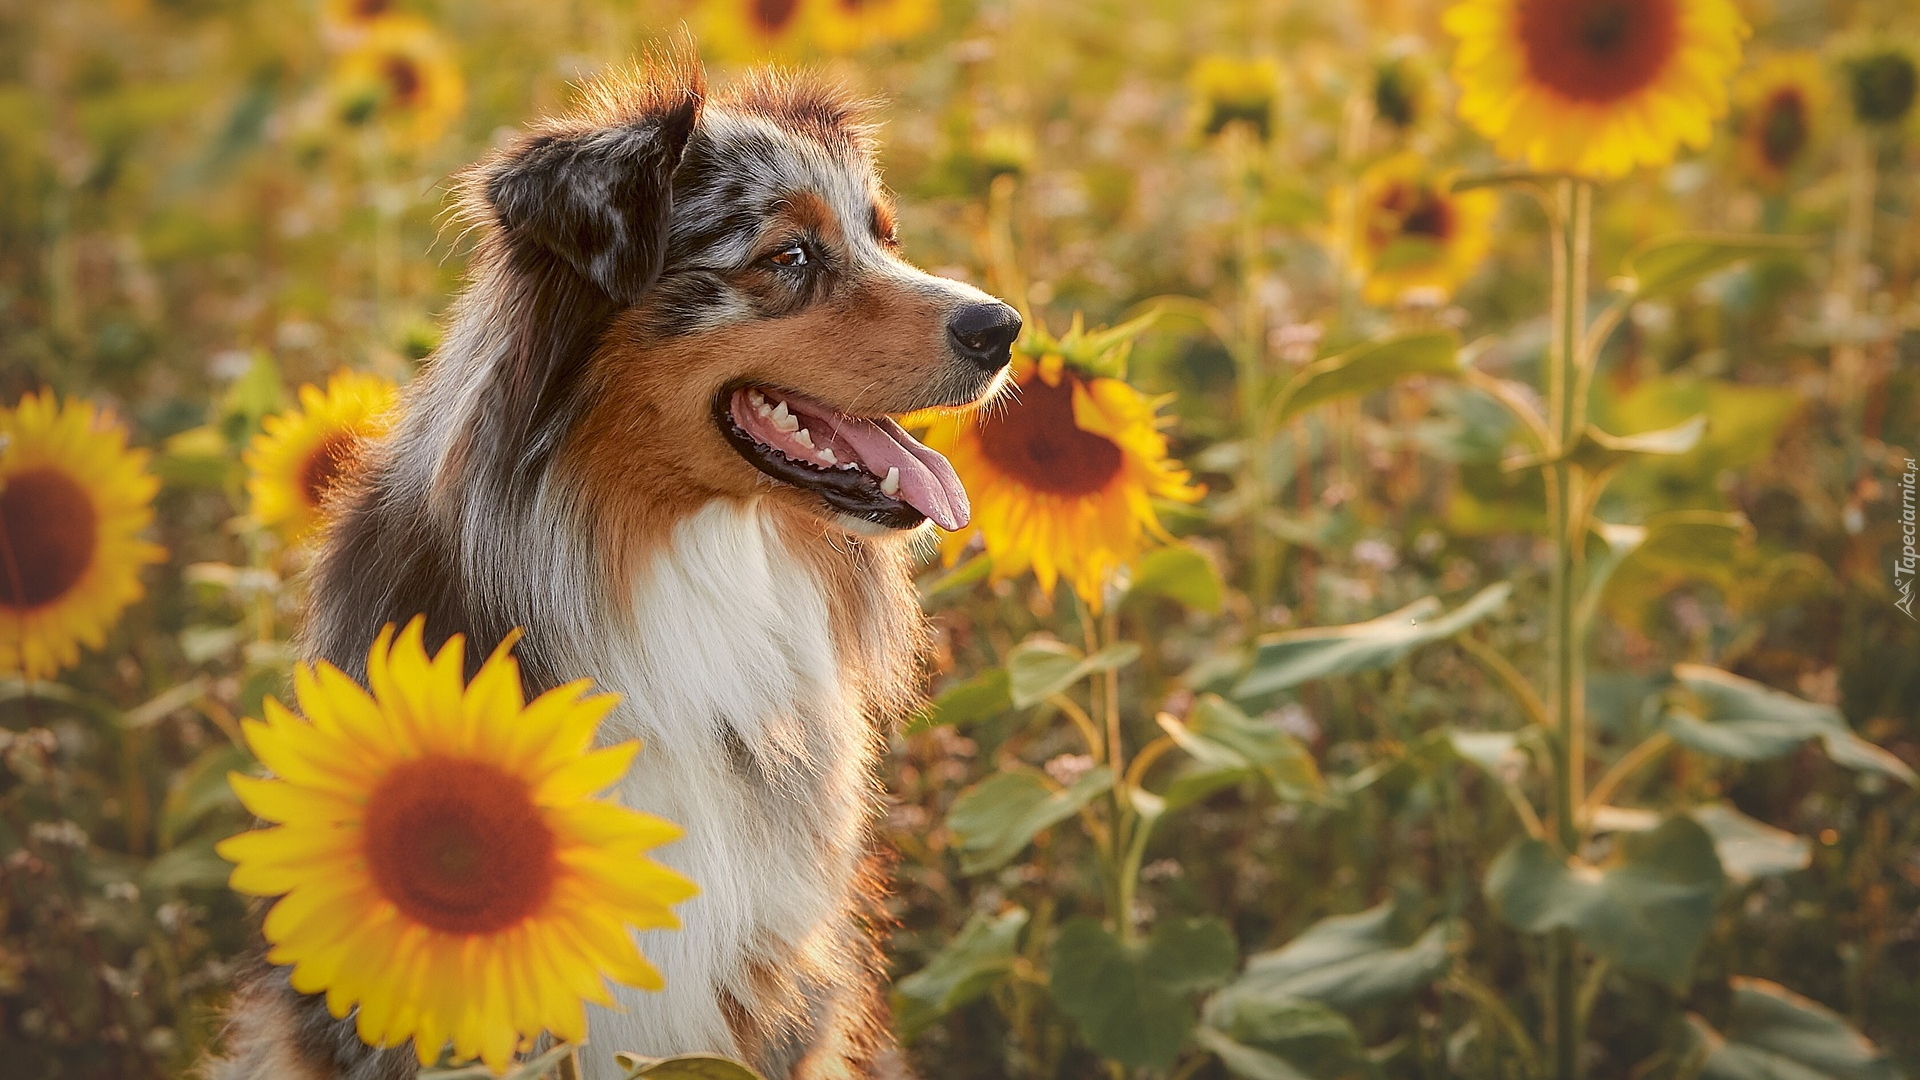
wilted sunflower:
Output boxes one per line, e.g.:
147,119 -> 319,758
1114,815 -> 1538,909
245,370 -> 397,541
1733,54 -> 1827,186
920,317 -> 1202,611
1191,56 -> 1281,141
332,15 -> 465,148
217,617 -> 695,1072
1444,0 -> 1748,178
1341,154 -> 1495,304
0,393 -> 164,681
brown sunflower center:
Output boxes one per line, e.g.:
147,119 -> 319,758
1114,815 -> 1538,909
382,56 -> 424,107
0,468 -> 98,612
299,433 -> 357,511
1758,89 -> 1809,169
1516,0 -> 1679,104
362,756 -> 557,935
351,0 -> 391,18
751,0 -> 801,34
978,373 -> 1123,497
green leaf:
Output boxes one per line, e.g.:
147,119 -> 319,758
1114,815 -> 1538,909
1235,584 -> 1510,698
1126,544 -> 1226,613
1159,695 -> 1324,808
1007,639 -> 1142,708
1621,233 -> 1807,301
1049,917 -> 1237,1069
1198,990 -> 1374,1080
1508,416 -> 1707,473
1689,804 -> 1811,884
904,668 -> 1012,735
1485,816 -> 1725,989
161,743 -> 251,847
946,765 -> 1114,874
614,1053 -> 769,1080
892,907 -> 1029,1040
1693,978 -> 1902,1080
1271,330 -> 1463,427
1233,902 -> 1455,1011
918,552 -> 992,603
1666,665 -> 1917,785
143,834 -> 238,892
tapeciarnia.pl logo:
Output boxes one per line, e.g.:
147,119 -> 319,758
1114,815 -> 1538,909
1898,457 -> 1917,620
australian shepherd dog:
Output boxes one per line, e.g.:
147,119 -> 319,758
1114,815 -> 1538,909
213,48 -> 1018,1080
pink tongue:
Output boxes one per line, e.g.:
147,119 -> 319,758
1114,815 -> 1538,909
829,416 -> 971,531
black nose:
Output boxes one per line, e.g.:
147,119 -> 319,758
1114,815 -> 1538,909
947,302 -> 1022,372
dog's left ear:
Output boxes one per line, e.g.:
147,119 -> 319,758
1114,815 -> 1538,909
484,84 -> 701,305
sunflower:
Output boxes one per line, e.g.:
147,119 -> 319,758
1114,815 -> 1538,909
320,0 -> 397,41
1341,153 -> 1496,305
245,370 -> 398,541
332,15 -> 465,148
1443,0 -> 1748,178
216,618 -> 696,1072
811,0 -> 938,54
920,318 -> 1202,611
1191,56 -> 1282,141
0,393 -> 164,682
696,0 -> 813,58
1842,47 -> 1917,128
1732,53 -> 1828,186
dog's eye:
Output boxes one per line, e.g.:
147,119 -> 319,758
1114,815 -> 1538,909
764,243 -> 810,269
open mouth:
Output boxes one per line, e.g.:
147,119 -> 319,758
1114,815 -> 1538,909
715,386 -> 971,532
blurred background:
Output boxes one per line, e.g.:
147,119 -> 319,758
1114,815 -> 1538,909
2,0 -> 1918,1078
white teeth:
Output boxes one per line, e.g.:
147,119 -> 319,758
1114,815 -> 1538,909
771,401 -> 799,432
794,428 -> 814,448
817,448 -> 837,464
748,389 -> 766,407
880,466 -> 901,496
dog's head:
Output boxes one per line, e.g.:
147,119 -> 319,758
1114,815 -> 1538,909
465,50 -> 1016,542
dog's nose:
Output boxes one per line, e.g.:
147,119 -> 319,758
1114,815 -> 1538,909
947,302 -> 1022,372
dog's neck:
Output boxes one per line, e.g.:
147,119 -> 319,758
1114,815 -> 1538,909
563,498 -> 917,1073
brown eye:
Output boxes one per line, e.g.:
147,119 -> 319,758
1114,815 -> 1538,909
765,243 -> 809,268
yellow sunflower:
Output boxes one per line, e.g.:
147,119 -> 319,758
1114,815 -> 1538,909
216,617 -> 696,1073
697,0 -> 813,58
321,0 -> 397,40
1191,56 -> 1282,141
1443,0 -> 1748,178
920,318 -> 1202,611
0,393 -> 164,681
811,0 -> 938,54
1340,153 -> 1496,305
332,15 -> 465,148
245,370 -> 398,541
1732,53 -> 1828,187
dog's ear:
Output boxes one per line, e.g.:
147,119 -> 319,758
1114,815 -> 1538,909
484,87 -> 700,305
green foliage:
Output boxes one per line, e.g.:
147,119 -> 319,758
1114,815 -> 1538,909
1048,917 -> 1237,1069
946,766 -> 1116,874
894,908 -> 1032,1039
1666,665 -> 1918,784
1692,979 -> 1903,1080
1486,816 -> 1726,990
1227,902 -> 1455,1011
1235,584 -> 1510,697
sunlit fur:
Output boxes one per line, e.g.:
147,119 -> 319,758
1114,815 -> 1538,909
212,45 -> 1008,1080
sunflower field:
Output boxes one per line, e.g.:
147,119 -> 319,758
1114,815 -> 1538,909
4,0 -> 1920,1078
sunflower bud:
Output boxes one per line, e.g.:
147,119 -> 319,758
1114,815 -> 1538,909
1373,55 -> 1429,130
1843,48 -> 1917,127
1191,56 -> 1280,141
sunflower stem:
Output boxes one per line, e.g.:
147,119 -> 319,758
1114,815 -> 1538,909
555,1044 -> 581,1080
1545,178 -> 1593,1080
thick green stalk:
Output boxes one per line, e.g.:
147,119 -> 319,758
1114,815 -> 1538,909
1546,179 -> 1593,1080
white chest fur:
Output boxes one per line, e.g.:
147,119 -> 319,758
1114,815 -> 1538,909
579,500 -> 878,1074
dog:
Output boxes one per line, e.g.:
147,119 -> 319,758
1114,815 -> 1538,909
212,47 -> 1018,1080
